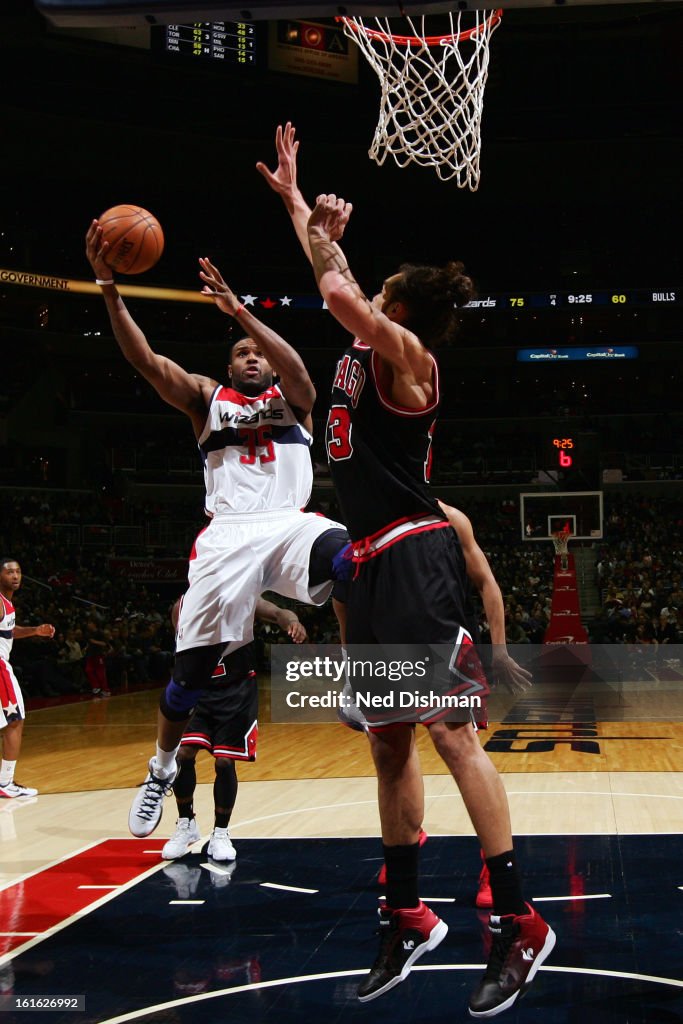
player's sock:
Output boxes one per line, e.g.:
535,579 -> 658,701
383,841 -> 420,909
155,744 -> 179,777
0,760 -> 16,787
486,850 -> 526,917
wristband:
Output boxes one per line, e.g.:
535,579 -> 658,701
95,278 -> 115,286
233,303 -> 246,317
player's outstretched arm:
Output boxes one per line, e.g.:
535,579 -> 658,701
438,502 -> 533,696
257,122 -> 351,264
307,195 -> 431,387
199,257 -> 316,419
13,623 -> 55,640
85,220 -> 209,429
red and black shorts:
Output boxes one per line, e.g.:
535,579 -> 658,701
181,673 -> 258,761
344,525 -> 489,729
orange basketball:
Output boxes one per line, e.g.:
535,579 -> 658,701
98,204 -> 164,275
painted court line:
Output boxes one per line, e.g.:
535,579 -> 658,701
260,882 -> 319,894
533,893 -> 612,903
96,963 -> 683,1024
375,896 -> 455,903
0,839 -> 104,894
78,885 -> 119,890
0,841 -> 170,969
169,900 -> 205,906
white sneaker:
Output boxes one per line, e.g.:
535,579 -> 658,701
128,758 -> 177,837
207,827 -> 236,862
162,817 -> 201,860
0,781 -> 38,799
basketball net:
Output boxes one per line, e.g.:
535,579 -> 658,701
551,531 -> 570,558
340,9 -> 502,189
552,529 -> 571,570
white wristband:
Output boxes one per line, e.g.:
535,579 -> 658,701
95,278 -> 114,286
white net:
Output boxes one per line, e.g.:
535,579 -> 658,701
341,10 -> 502,189
552,532 -> 570,557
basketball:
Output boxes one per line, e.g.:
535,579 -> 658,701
98,205 -> 164,275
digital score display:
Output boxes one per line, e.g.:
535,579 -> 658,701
552,437 -> 574,468
163,22 -> 257,65
466,289 -> 678,311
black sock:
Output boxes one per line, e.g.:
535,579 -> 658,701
383,842 -> 420,909
486,850 -> 526,917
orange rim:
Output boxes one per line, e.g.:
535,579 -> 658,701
337,9 -> 502,47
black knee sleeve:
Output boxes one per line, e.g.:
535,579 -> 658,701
159,684 -> 197,722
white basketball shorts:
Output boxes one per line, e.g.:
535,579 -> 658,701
175,508 -> 346,654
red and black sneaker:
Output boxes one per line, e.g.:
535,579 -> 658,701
475,850 -> 493,909
377,829 -> 428,886
357,900 -> 448,1002
469,902 -> 556,1017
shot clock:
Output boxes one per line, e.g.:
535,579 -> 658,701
552,437 -> 574,468
548,432 -> 600,488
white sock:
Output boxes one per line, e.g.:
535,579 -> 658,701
0,760 -> 17,786
154,744 -> 179,776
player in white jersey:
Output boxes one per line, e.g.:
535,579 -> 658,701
0,557 -> 55,799
85,223 -> 351,839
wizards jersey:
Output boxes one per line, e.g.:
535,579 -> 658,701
0,594 -> 15,660
199,384 -> 314,516
325,341 -> 442,542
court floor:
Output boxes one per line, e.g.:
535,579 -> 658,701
0,689 -> 681,1023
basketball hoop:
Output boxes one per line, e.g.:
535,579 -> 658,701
552,530 -> 571,571
338,9 -> 502,189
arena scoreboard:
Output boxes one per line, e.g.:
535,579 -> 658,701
158,22 -> 258,64
466,288 -> 678,311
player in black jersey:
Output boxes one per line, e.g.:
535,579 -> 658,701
260,123 -> 556,1018
161,597 -> 308,865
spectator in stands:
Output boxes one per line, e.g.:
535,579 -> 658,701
84,621 -> 111,698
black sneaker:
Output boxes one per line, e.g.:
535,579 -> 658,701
469,902 -> 556,1017
357,901 -> 448,1003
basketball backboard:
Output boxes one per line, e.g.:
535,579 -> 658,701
520,491 -> 603,542
35,0 -> 683,29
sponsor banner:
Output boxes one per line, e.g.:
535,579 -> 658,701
517,346 -> 639,362
269,20 -> 358,83
108,558 -> 187,581
0,266 -> 209,303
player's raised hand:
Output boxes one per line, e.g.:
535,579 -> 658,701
198,257 -> 241,316
256,122 -> 300,199
308,194 -> 353,243
85,220 -> 112,281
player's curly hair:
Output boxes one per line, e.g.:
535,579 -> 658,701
390,261 -> 475,347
